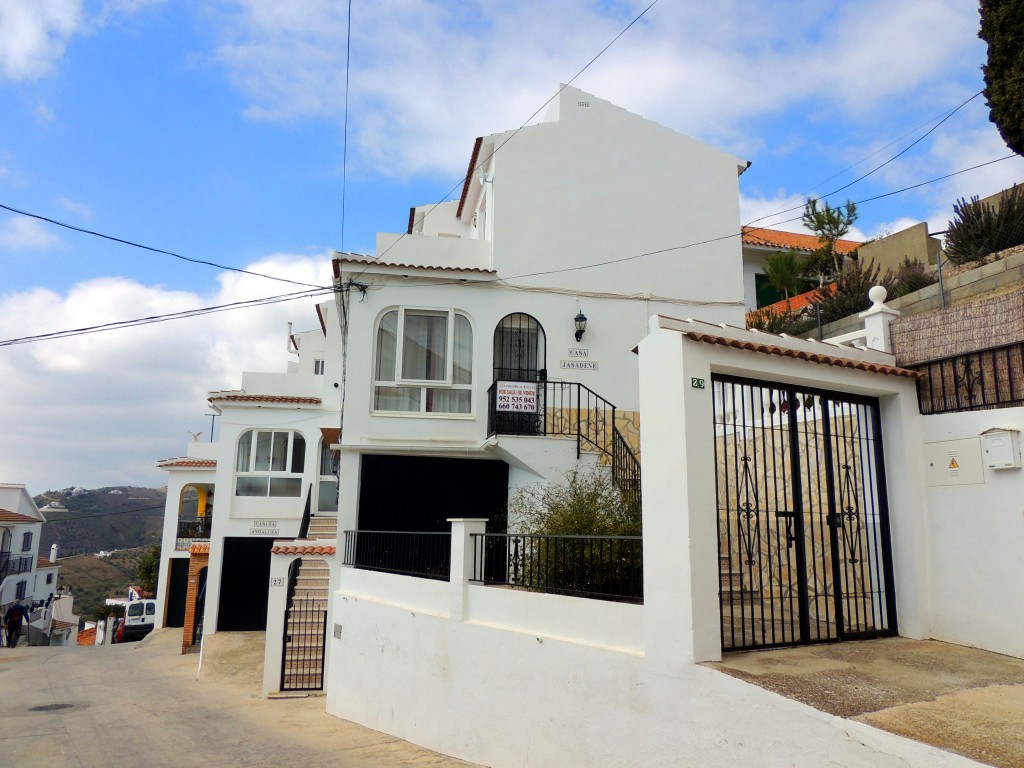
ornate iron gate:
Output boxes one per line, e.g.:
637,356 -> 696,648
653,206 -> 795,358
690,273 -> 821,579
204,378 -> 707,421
492,313 -> 546,435
713,375 -> 897,651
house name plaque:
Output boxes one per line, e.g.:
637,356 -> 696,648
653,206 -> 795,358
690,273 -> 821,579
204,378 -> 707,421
560,360 -> 598,370
495,381 -> 538,412
249,520 -> 280,537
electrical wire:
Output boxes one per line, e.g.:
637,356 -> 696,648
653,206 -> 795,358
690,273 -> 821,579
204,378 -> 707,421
351,0 -> 661,281
2,153 -> 1015,348
0,286 -> 333,347
744,90 -> 983,227
0,202 -> 329,290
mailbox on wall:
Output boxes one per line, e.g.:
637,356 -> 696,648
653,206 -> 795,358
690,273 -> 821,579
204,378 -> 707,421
980,428 -> 1021,470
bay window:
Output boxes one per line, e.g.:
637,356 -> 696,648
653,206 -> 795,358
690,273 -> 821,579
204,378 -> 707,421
374,308 -> 473,414
235,429 -> 306,497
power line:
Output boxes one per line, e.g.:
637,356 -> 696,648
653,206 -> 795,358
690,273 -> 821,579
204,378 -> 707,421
0,202 -> 329,290
745,89 -> 984,228
340,0 -> 353,253
0,286 -> 333,347
352,0 -> 661,281
4,153 -> 1014,348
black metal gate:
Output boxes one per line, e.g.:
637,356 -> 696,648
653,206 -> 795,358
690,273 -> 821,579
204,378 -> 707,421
713,375 -> 897,651
280,559 -> 327,691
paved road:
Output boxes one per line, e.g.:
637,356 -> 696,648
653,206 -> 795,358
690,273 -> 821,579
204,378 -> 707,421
0,629 -> 481,768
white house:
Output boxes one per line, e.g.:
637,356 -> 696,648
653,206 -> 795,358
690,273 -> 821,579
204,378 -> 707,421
153,299 -> 343,654
0,484 -> 74,646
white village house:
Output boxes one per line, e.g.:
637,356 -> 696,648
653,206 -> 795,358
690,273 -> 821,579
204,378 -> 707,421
0,484 -> 78,647
153,88 -> 1024,767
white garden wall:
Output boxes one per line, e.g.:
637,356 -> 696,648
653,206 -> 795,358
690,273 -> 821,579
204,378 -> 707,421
920,406 -> 1024,658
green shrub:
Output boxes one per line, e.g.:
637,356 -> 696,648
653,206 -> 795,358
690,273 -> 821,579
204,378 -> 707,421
944,185 -> 1024,265
885,257 -> 938,299
512,467 -> 639,536
809,259 -> 891,325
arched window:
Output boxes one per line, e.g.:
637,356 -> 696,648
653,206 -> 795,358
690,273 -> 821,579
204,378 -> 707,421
235,430 -> 306,497
493,313 -> 546,382
373,308 -> 473,414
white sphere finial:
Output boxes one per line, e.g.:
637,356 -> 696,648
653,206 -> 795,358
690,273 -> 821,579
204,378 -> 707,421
868,285 -> 887,308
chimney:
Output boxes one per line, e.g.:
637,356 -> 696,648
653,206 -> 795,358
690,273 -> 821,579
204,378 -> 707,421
50,543 -> 58,562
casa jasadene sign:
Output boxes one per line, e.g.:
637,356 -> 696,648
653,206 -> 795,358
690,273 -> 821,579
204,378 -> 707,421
560,347 -> 597,371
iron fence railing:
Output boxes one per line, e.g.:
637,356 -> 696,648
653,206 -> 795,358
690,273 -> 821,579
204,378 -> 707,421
281,558 -> 326,692
342,530 -> 451,581
0,552 -> 33,581
175,518 -> 212,550
909,341 -> 1024,415
471,533 -> 643,603
486,379 -> 642,513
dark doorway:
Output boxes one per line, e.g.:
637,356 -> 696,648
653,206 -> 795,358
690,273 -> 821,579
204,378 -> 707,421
164,558 -> 189,628
358,455 -> 509,532
217,537 -> 274,631
193,567 -> 208,645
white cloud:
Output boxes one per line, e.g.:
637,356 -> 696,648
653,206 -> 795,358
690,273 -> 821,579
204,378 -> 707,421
55,195 -> 92,219
0,253 -> 334,491
0,216 -> 63,249
0,0 -> 84,80
208,0 -> 986,179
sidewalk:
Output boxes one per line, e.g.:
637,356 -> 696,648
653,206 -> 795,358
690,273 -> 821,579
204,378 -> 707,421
0,628 -> 482,768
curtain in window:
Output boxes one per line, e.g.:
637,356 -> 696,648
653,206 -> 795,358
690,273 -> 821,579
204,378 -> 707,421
376,311 -> 398,380
236,430 -> 253,472
454,314 -> 473,385
402,311 -> 447,381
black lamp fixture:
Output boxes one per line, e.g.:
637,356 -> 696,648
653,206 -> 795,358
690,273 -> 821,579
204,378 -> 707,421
574,310 -> 588,342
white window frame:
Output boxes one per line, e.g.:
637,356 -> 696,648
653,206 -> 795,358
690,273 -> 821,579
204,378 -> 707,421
313,359 -> 325,375
234,429 -> 307,497
373,307 -> 474,415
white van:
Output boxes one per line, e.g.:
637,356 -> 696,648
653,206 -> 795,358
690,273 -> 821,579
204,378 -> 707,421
122,599 -> 156,641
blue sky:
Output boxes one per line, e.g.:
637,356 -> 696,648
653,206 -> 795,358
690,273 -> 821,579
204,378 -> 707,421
1,0 -> 1022,492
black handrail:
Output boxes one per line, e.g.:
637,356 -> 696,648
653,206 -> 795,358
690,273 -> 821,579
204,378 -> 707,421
487,379 -> 641,512
297,484 -> 313,539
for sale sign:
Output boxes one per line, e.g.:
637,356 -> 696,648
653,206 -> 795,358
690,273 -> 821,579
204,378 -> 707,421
496,381 -> 538,412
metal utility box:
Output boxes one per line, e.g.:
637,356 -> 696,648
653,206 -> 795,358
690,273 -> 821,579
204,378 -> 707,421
924,438 -> 985,486
980,428 -> 1021,470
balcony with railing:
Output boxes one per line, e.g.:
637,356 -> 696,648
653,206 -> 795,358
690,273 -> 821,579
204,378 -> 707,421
0,552 -> 33,581
175,517 -> 212,551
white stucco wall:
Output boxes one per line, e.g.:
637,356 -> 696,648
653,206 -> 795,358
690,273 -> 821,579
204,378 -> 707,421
919,407 -> 1024,658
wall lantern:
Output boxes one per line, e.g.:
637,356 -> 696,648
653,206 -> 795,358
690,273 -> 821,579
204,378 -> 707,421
574,310 -> 588,342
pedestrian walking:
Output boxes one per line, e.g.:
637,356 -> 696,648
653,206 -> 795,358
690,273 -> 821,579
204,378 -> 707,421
4,601 -> 31,648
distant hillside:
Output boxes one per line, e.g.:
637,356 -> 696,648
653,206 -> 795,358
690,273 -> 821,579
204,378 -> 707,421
59,548 -> 150,620
35,486 -> 171,558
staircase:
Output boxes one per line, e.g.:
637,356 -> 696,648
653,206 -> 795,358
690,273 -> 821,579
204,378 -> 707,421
280,514 -> 336,692
486,379 -> 642,512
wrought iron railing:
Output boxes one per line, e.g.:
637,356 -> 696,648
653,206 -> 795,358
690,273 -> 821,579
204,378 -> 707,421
909,341 -> 1024,414
175,518 -> 212,550
0,552 -> 34,581
486,379 -> 642,513
471,533 -> 643,603
280,559 -> 326,691
342,530 -> 451,581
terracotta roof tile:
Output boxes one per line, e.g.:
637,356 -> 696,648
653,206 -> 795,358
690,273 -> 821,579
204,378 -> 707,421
156,458 -> 218,469
78,627 -> 96,646
272,543 -> 336,556
752,284 -> 837,316
36,557 -> 57,569
208,394 -> 322,405
0,509 -> 38,524
456,136 -> 483,219
51,619 -> 76,630
742,226 -> 861,255
190,543 -> 210,555
680,330 -> 922,378
338,255 -> 495,275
